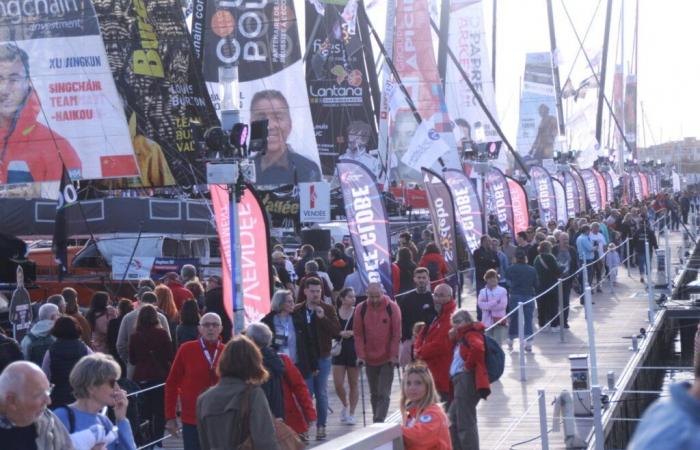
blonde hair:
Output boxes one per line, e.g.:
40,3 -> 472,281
399,362 -> 440,417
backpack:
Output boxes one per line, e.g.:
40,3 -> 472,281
463,330 -> 505,383
27,333 -> 54,366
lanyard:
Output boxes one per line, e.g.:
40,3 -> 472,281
199,338 -> 219,370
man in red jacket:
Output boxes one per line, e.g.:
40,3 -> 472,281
414,283 -> 457,406
161,272 -> 194,311
353,282 -> 402,423
165,312 -> 224,450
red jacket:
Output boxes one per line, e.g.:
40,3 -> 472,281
455,323 -> 491,398
280,354 -> 316,433
414,300 -> 457,394
168,281 -> 194,311
0,91 -> 81,183
392,263 -> 400,296
353,296 -> 402,366
402,403 -> 452,450
165,338 -> 224,424
418,253 -> 450,288
129,327 -> 174,383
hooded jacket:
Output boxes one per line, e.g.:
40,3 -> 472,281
455,322 -> 491,398
280,353 -> 317,433
414,300 -> 457,394
20,319 -> 56,363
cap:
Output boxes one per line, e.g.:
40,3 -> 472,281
160,272 -> 180,282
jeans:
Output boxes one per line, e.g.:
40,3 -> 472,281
637,252 -> 647,277
182,423 -> 200,450
364,362 -> 395,422
138,381 -> 165,448
305,356 -> 331,427
508,294 -> 534,340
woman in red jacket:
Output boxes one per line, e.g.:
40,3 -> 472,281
418,243 -> 449,289
400,362 -> 452,450
279,353 -> 317,442
129,304 -> 174,447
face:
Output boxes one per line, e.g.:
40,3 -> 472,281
199,317 -> 223,341
367,286 -> 383,307
413,272 -> 429,291
341,290 -> 356,307
89,378 -> 119,408
251,96 -> 292,156
0,58 -> 29,120
393,117 -> 417,151
347,128 -> 370,151
433,288 -> 451,305
404,373 -> 427,403
486,277 -> 498,288
559,235 -> 569,247
6,372 -> 51,426
281,294 -> 295,313
481,238 -> 491,250
304,284 -> 323,306
207,278 -> 220,290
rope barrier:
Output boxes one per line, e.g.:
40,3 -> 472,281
126,383 -> 165,398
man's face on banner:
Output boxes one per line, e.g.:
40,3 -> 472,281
251,96 -> 292,156
393,115 -> 416,153
0,58 -> 29,121
347,128 -> 369,151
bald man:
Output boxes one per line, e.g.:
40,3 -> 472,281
0,361 -> 73,449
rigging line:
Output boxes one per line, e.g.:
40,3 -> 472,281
560,0 -> 604,88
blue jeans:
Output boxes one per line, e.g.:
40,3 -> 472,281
305,356 -> 331,427
508,294 -> 534,340
637,252 -> 647,277
182,423 -> 200,450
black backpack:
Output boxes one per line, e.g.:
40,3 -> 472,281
426,260 -> 441,281
27,333 -> 54,366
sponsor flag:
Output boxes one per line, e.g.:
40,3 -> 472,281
631,172 -> 643,202
580,169 -> 602,212
306,0 -> 380,179
0,1 -> 138,185
53,165 -> 78,280
639,172 -> 650,199
422,169 -> 459,275
604,171 -> 615,206
529,165 -> 557,224
200,0 -> 321,188
443,169 -> 483,254
337,161 -> 393,295
594,169 -> 608,209
507,176 -> 530,236
560,171 -> 581,217
210,185 -> 234,330
625,75 -> 637,158
552,178 -> 567,226
485,167 -> 514,239
571,168 -> 588,213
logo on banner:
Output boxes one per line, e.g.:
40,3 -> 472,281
299,182 -> 330,223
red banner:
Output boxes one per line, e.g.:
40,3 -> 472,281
507,176 -> 529,235
210,185 -> 233,328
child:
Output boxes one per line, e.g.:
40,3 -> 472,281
605,243 -> 622,285
400,362 -> 452,450
477,269 -> 509,345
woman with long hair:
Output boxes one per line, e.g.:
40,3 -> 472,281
155,284 -> 179,344
399,362 -> 451,450
395,247 -> 417,294
332,287 -> 359,425
85,291 -> 116,353
42,316 -> 91,408
418,242 -> 449,288
176,299 -> 201,348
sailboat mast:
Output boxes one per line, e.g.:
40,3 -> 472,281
492,0 -> 497,89
595,0 -> 614,145
546,0 -> 565,136
617,0 -> 625,174
437,0 -> 450,87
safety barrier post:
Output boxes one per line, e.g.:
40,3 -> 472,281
584,272 -> 599,385
518,302 -> 526,382
664,225 -> 672,290
645,239 -> 655,323
538,389 -> 550,450
557,280 -> 565,343
592,385 -> 604,450
626,238 -> 631,279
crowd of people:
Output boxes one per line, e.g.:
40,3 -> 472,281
1,190 -> 699,449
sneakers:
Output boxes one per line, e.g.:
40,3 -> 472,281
345,414 -> 356,425
299,432 -> 309,443
316,426 -> 327,440
507,338 -> 514,351
340,407 -> 348,424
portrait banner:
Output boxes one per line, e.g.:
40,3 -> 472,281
0,0 -> 139,185
443,169 -> 483,254
507,176 -> 530,236
422,168 -> 459,275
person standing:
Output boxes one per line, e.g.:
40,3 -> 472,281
332,288 -> 359,425
261,290 -> 302,364
245,323 -> 286,421
576,225 -> 595,290
505,249 -> 538,351
107,299 -> 134,375
395,248 -> 417,295
473,236 -> 500,320
552,233 -> 578,329
533,241 -> 562,331
160,272 -> 194,311
21,303 -> 59,366
62,287 -> 92,346
164,313 -> 224,450
477,270 -> 508,345
176,300 -> 201,348
589,223 -> 608,292
397,267 -> 435,367
633,220 -> 658,284
353,282 -> 402,423
0,329 -> 22,374
86,292 -> 117,353
204,276 -> 233,343
418,243 -> 450,288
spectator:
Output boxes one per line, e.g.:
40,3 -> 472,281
399,231 -> 419,263
501,234 -> 517,263
589,222 -> 607,292
165,313 -> 224,450
314,257 -> 335,295
328,248 -> 353,294
203,276 -> 233,343
473,236 -> 500,320
448,308 -> 489,450
185,280 -> 205,311
606,242 -> 621,285
279,352 -> 317,442
400,362 -> 451,450
245,323 -> 285,420
290,277 -> 340,440
85,291 -> 116,353
116,291 -> 171,379
272,245 -> 299,285
107,299 -> 134,375
176,299 -> 201,348
477,269 -> 508,345
180,264 -> 199,285
261,290 -> 300,362
414,283 -> 457,404
46,294 -> 66,314
272,251 -> 296,294
397,267 -> 435,367
552,233 -> 578,329
295,244 -> 316,280
417,229 -> 433,258
342,270 -> 366,299
196,335 -> 279,450
492,238 -> 510,286
21,303 -> 60,365
0,361 -> 73,450
395,247 -> 417,295
633,220 -> 658,284
576,224 -> 595,288
534,241 -> 562,331
62,287 -> 92,346
297,260 -> 334,305
418,243 -> 449,288
160,272 -> 193,311
0,328 -> 22,374
353,282 -> 401,423
155,285 -> 179,339
628,324 -> 700,449
41,316 -> 91,407
129,305 -> 174,447
332,287 -> 359,425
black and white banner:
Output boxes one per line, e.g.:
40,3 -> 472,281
552,178 -> 567,226
486,167 -> 515,239
580,169 -> 602,212
443,169 -> 483,254
560,171 -> 580,218
530,165 -> 557,224
422,168 -> 459,275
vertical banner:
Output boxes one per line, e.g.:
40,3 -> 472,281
201,0 -> 321,187
639,172 -> 650,199
485,167 -> 514,239
337,160 -> 393,295
580,169 -> 602,212
422,169 -> 459,275
560,171 -> 580,218
570,168 -> 588,213
443,169 -> 483,253
306,0 -> 379,179
210,185 -> 234,329
612,64 -> 624,158
529,165 -> 557,224
631,172 -> 643,202
507,176 -> 530,236
388,0 -> 460,183
604,171 -> 615,206
0,1 -> 139,185
443,0 -> 503,167
516,52 -> 560,168
53,166 -> 78,279
624,74 -> 637,158
94,0 -> 218,187
552,178 -> 567,226
594,169 -> 608,209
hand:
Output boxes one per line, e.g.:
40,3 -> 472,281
356,358 -> 365,367
315,306 -> 325,319
340,330 -> 353,338
112,388 -> 128,422
166,419 -> 180,438
412,322 -> 425,337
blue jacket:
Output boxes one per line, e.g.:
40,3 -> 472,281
628,382 -> 700,450
575,233 -> 594,261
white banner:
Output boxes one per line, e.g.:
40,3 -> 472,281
111,256 -> 156,280
299,181 -> 331,223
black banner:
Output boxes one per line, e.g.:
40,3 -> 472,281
443,169 -> 483,254
530,165 -> 557,224
486,167 -> 515,239
422,168 -> 459,275
570,167 -> 588,213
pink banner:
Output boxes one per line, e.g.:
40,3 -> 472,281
640,173 -> 650,199
594,169 -> 608,209
507,177 -> 529,235
210,185 -> 233,329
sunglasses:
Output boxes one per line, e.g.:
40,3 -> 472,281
200,322 -> 221,328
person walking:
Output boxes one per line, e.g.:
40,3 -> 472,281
62,287 -> 92,346
505,248 -> 538,351
633,220 -> 658,284
397,267 -> 435,367
86,291 -> 117,353
279,352 -> 317,442
552,233 -> 578,329
176,299 -> 201,348
419,243 -> 450,289
332,287 -> 359,425
477,269 -> 508,345
203,277 -> 233,343
244,323 -> 286,420
534,241 -> 562,331
353,282 -> 402,423
107,299 -> 134,375
472,236 -> 500,320
261,290 -> 302,363
21,303 -> 60,366
576,225 -> 595,290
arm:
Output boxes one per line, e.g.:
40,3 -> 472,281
41,350 -> 51,379
415,320 -> 449,361
317,305 -> 341,337
284,356 -> 317,422
390,303 -> 402,361
109,415 -> 137,450
459,332 -> 485,370
250,389 -> 281,450
164,347 -> 186,420
477,289 -> 494,311
402,409 -> 447,449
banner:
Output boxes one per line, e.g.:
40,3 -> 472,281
560,171 -> 580,218
388,0 -> 460,183
624,74 -> 637,158
53,165 -> 78,279
594,169 -> 607,209
200,0 -> 321,188
506,176 -> 530,236
306,0 -> 379,179
552,178 -> 567,226
0,2 -> 139,185
580,169 -> 601,212
612,64 -> 624,158
337,160 -> 393,295
443,169 -> 483,253
571,168 -> 588,213
639,172 -> 649,199
516,52 -> 560,168
422,169 -> 459,275
444,0 -> 503,168
529,165 -> 557,224
485,167 -> 514,239
210,185 -> 234,327
604,171 -> 615,206
631,172 -> 643,202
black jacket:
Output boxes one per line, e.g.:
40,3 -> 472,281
48,338 -> 89,407
397,291 -> 435,341
260,346 -> 286,419
473,247 -> 500,283
0,333 -> 22,373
